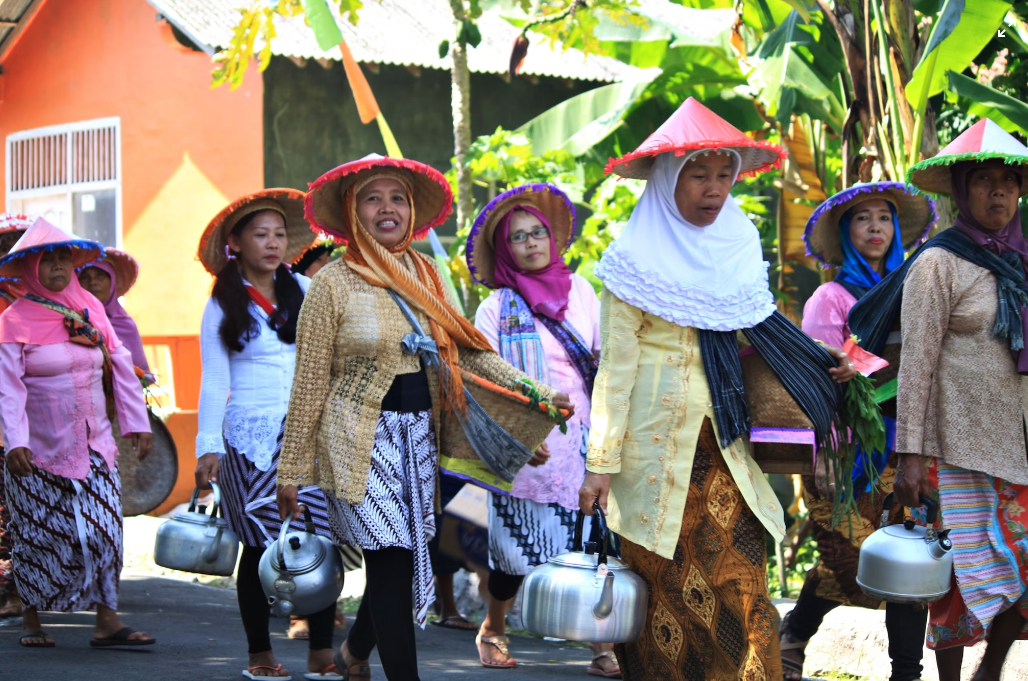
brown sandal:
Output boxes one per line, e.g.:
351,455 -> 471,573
588,650 -> 622,678
19,630 -> 54,648
476,632 -> 517,669
333,645 -> 371,680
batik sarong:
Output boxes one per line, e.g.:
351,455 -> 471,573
5,450 -> 121,611
922,458 -> 1028,649
0,448 -> 16,601
325,410 -> 437,627
616,418 -> 781,681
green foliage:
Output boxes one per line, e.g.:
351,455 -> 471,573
526,0 -> 650,55
948,70 -> 1028,135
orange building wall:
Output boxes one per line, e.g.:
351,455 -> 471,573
0,0 -> 264,511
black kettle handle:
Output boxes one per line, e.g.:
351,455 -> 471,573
881,491 -> 939,525
302,505 -> 316,534
573,501 -> 609,566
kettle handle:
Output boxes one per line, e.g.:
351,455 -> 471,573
881,491 -> 939,525
573,501 -> 610,567
276,505 -> 316,574
188,481 -> 223,521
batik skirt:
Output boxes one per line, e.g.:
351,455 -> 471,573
616,418 -> 781,681
797,464 -> 896,609
325,410 -> 437,627
219,418 -> 362,570
922,458 -> 1028,650
5,450 -> 121,612
488,495 -> 593,576
0,448 -> 16,601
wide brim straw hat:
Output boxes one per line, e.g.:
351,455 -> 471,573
605,97 -> 787,180
804,182 -> 937,267
466,183 -> 576,288
0,217 -> 102,278
198,188 -> 313,276
79,248 -> 140,297
305,153 -> 453,243
908,118 -> 1028,196
0,213 -> 32,237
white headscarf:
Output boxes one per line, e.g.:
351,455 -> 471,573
594,149 -> 777,331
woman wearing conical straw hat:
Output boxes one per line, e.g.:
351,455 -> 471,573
778,183 -> 937,681
0,218 -> 153,648
466,183 -> 620,676
849,118 -> 1028,681
275,155 -> 571,681
578,98 -> 861,680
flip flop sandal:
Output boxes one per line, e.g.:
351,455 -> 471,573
779,631 -> 808,681
90,627 -> 156,648
430,615 -> 477,631
304,665 -> 344,681
242,665 -> 291,681
476,633 -> 517,669
587,651 -> 622,678
333,649 -> 371,680
19,630 -> 54,648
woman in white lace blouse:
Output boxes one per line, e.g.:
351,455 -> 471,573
194,189 -> 340,680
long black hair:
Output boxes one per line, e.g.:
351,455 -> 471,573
212,210 -> 305,352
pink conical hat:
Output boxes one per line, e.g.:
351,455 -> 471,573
908,118 -> 1028,196
0,213 -> 31,235
0,217 -> 102,278
604,97 -> 787,179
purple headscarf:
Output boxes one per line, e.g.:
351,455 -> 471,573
493,205 -> 573,321
951,159 -> 1028,371
87,260 -> 151,374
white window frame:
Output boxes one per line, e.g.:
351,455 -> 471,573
5,116 -> 122,247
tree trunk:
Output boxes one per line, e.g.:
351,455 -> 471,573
448,0 -> 474,232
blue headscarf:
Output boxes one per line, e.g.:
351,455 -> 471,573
834,202 -> 905,291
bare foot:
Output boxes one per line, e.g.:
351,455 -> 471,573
288,618 -> 310,639
248,650 -> 290,678
308,647 -> 335,674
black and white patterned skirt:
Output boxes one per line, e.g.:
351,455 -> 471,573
489,495 -> 593,576
5,450 -> 122,612
219,418 -> 362,571
325,410 -> 437,627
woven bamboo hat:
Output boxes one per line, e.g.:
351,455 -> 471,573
804,182 -> 937,266
605,97 -> 787,180
305,154 -> 453,243
466,183 -> 576,288
0,213 -> 32,257
198,188 -> 314,276
79,248 -> 140,297
908,118 -> 1028,196
0,217 -> 102,278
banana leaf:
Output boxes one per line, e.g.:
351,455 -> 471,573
905,0 -> 1011,108
947,70 -> 1028,135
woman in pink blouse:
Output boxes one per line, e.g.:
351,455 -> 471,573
0,218 -> 152,649
465,184 -> 619,677
780,183 -> 935,681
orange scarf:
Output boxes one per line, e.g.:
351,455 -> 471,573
342,171 -> 493,412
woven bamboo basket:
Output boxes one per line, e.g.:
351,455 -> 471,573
741,352 -> 815,475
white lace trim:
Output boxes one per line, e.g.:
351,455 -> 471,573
196,408 -> 284,472
595,244 -> 777,331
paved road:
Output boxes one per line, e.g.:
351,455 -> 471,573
0,574 -> 599,680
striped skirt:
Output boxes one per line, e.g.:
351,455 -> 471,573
0,448 -> 16,600
616,418 -> 781,681
4,450 -> 121,612
325,410 -> 437,627
219,419 -> 362,570
923,458 -> 1028,649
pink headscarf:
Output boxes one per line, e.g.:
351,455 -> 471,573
85,260 -> 150,372
0,249 -> 121,350
493,205 -> 573,321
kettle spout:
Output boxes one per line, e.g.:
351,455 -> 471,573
593,572 -> 615,620
928,528 -> 953,559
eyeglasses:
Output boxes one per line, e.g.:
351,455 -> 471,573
508,226 -> 550,244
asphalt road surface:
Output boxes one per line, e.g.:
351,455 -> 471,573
0,574 -> 602,680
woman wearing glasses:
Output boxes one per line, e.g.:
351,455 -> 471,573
465,184 -> 619,677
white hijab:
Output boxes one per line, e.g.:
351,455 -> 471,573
594,149 -> 777,331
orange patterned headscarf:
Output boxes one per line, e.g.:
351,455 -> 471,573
342,171 -> 493,411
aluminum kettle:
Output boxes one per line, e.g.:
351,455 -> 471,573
857,492 -> 953,604
154,482 -> 240,576
259,506 -> 344,618
522,502 -> 647,643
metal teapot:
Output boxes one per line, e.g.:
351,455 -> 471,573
154,482 -> 240,576
522,502 -> 647,643
857,492 -> 953,604
259,506 -> 344,618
